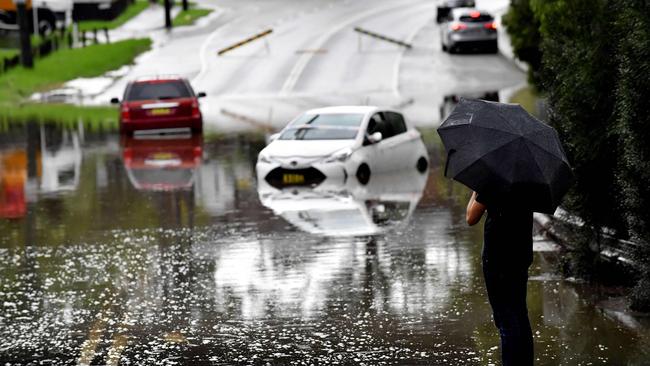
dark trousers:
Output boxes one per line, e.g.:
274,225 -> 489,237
482,257 -> 534,366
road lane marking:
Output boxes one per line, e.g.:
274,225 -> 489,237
77,291 -> 117,366
391,2 -> 436,97
105,334 -> 129,366
280,0 -> 428,96
193,9 -> 241,85
77,317 -> 108,366
295,49 -> 328,54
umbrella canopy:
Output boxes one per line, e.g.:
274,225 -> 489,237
437,98 -> 573,214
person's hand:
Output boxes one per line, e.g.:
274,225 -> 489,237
466,191 -> 486,226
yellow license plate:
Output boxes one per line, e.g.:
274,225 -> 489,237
150,108 -> 172,116
283,174 -> 305,185
150,152 -> 177,160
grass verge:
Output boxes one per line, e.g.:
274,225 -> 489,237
509,85 -> 540,117
173,6 -> 213,27
78,1 -> 149,32
0,48 -> 19,71
0,38 -> 151,124
0,104 -> 118,126
0,49 -> 19,60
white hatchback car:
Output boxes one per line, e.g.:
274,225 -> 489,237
256,106 -> 429,188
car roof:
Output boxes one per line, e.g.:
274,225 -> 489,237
444,0 -> 472,5
303,106 -> 381,115
451,8 -> 492,17
131,75 -> 187,84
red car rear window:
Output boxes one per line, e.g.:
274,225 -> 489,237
126,81 -> 193,101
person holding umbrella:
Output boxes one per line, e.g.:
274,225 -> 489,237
438,99 -> 573,366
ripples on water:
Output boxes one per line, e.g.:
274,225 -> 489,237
0,124 -> 648,365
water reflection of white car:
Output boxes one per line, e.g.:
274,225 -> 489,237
39,126 -> 82,195
256,106 -> 429,189
257,168 -> 428,237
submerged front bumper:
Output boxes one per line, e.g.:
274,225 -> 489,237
256,159 -> 349,190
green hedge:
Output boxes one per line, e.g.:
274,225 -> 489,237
502,0 -> 542,85
505,0 -> 650,311
613,0 -> 650,310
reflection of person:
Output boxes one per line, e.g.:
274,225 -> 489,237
466,191 -> 534,366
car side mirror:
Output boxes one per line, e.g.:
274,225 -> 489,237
368,132 -> 383,144
110,97 -> 120,104
197,92 -> 207,98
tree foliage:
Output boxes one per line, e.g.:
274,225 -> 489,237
505,0 -> 650,310
502,0 -> 543,85
613,0 -> 650,311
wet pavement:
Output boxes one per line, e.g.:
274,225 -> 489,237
1,123 -> 649,365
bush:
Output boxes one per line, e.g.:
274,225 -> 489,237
533,0 -> 627,234
613,0 -> 650,311
502,0 -> 543,86
506,0 -> 650,310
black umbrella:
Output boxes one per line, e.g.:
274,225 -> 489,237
437,98 -> 573,214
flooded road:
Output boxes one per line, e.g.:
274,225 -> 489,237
1,123 -> 649,365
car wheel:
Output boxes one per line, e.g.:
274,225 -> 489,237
416,157 -> 429,173
38,20 -> 54,36
356,163 -> 371,185
448,43 -> 456,54
37,9 -> 56,36
441,42 -> 447,52
0,11 -> 13,24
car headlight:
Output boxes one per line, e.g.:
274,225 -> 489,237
258,153 -> 273,164
323,147 -> 353,163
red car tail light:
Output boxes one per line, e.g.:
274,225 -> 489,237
193,146 -> 202,163
121,105 -> 131,122
451,23 -> 468,31
484,22 -> 498,30
123,147 -> 133,163
191,100 -> 201,119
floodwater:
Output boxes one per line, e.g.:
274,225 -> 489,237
1,123 -> 649,365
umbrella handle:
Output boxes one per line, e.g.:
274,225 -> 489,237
444,149 -> 455,177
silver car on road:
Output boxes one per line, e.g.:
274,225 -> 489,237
436,0 -> 475,23
440,8 -> 498,54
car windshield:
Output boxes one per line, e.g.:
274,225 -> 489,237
279,113 -> 363,140
447,0 -> 473,6
126,81 -> 192,101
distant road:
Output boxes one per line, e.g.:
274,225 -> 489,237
94,0 -> 524,131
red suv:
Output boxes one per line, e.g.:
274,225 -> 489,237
112,77 -> 206,134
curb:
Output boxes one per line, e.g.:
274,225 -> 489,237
533,211 -> 641,270
493,9 -> 528,73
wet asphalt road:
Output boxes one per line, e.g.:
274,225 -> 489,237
84,0 -> 523,131
0,125 -> 649,365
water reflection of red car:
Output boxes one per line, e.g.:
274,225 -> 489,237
122,134 -> 203,191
